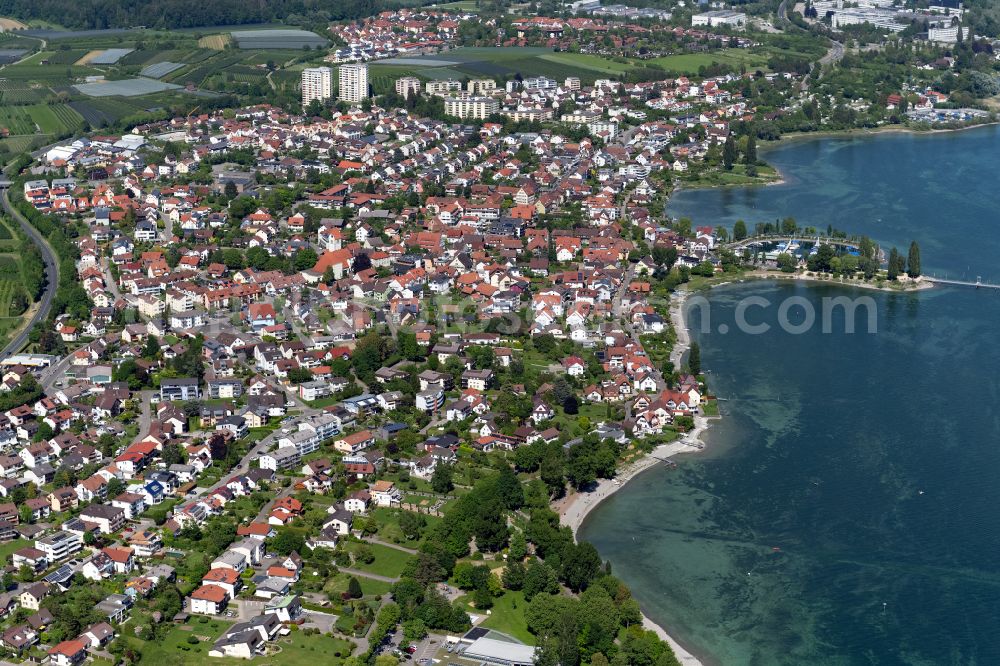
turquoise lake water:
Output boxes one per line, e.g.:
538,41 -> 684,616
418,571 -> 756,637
578,126 -> 1000,665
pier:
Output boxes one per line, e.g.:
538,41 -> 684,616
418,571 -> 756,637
924,276 -> 1000,290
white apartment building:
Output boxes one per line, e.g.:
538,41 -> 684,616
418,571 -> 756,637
395,76 -> 421,99
35,530 -> 83,562
338,63 -> 369,103
466,78 -> 497,95
425,79 -> 462,95
301,67 -> 333,108
523,76 -> 557,91
444,94 -> 500,119
928,23 -> 969,43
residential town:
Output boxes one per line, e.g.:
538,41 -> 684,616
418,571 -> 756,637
0,58 -> 732,664
0,0 -> 987,662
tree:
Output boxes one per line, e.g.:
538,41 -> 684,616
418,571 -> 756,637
287,367 -> 313,384
347,577 -> 363,599
688,341 -> 701,376
224,181 -> 238,200
355,544 -> 376,564
887,247 -> 902,280
403,618 -> 427,643
432,463 -> 454,494
19,504 -> 32,525
733,219 -> 748,241
142,334 -> 160,360
907,241 -> 921,278
293,248 -> 318,272
562,394 -> 579,415
509,530 -> 528,560
353,252 -> 372,273
777,253 -> 797,273
107,478 -> 125,499
744,134 -> 757,165
502,561 -> 526,590
722,135 -> 736,170
270,529 -> 305,556
246,246 -> 270,270
561,542 -> 603,592
162,442 -> 184,466
523,559 -> 560,600
399,512 -> 426,540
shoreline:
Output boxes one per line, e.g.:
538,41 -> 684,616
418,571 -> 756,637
675,122 -> 997,195
557,289 -> 715,666
554,269 -> 929,665
767,119 -> 999,145
740,269 -> 934,292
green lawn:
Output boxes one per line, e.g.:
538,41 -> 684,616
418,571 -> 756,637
370,506 -> 441,545
472,590 -> 535,644
128,618 -> 234,665
344,541 -> 413,578
265,631 -> 354,665
326,571 -> 393,598
0,538 -> 30,567
649,49 -> 771,74
678,163 -> 780,189
538,52 -> 633,75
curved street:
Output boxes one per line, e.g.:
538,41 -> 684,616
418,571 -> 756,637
0,188 -> 59,358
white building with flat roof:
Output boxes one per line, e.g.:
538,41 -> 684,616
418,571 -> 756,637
444,94 -> 500,119
338,63 -> 369,103
462,637 -> 536,666
301,67 -> 333,108
692,9 -> 747,28
395,76 -> 421,99
425,79 -> 462,95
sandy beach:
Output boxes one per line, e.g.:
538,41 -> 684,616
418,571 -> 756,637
556,289 -> 713,666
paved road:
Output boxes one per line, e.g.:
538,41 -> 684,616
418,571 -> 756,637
363,537 -> 417,555
0,189 -> 59,358
339,567 -> 399,584
820,39 -> 845,66
40,352 -> 74,392
197,403 -> 323,500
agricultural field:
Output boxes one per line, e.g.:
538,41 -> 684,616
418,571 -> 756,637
0,24 -> 327,128
538,51 -> 634,75
45,48 -> 87,64
0,134 -> 42,154
0,49 -> 27,64
74,77 -> 181,97
85,47 -> 135,64
198,34 -> 230,50
31,103 -> 84,132
0,105 -> 37,134
140,61 -> 184,78
0,17 -> 28,30
372,47 -> 641,86
230,29 -> 327,50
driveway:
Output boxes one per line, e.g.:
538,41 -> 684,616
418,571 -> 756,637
303,609 -> 338,634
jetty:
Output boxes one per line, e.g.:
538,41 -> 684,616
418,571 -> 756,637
924,276 -> 1000,290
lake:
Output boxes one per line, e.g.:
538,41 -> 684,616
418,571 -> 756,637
579,126 -> 1000,665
